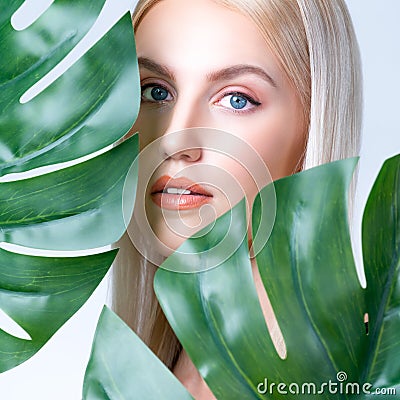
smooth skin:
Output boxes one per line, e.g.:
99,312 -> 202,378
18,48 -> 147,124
132,0 -> 307,398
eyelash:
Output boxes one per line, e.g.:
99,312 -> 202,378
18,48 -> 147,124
141,83 -> 173,104
140,83 -> 261,114
217,91 -> 261,114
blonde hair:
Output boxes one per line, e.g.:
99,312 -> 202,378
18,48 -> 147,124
112,0 -> 362,369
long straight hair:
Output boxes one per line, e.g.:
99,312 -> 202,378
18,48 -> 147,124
112,0 -> 363,369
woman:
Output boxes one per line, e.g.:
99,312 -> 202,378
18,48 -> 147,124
113,0 -> 362,398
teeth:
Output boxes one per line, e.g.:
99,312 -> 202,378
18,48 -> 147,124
165,188 -> 191,195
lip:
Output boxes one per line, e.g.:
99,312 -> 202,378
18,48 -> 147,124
150,175 -> 213,210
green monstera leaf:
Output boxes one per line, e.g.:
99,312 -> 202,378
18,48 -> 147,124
84,155 -> 399,399
0,0 -> 139,176
83,306 -> 193,400
361,154 -> 400,393
0,0 -> 139,373
0,248 -> 117,373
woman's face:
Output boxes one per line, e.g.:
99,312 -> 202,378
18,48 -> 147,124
130,0 -> 306,255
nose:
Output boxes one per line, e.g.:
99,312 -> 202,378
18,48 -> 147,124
161,131 -> 202,161
159,98 -> 203,162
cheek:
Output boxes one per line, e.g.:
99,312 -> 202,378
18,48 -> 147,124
203,148 -> 271,209
133,108 -> 171,149
236,109 -> 305,181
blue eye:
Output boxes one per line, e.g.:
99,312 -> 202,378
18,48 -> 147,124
141,85 -> 172,102
217,91 -> 261,112
151,87 -> 168,101
230,94 -> 247,109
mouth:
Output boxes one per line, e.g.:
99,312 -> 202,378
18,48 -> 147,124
150,175 -> 213,210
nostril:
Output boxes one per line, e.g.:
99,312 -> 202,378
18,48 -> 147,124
185,148 -> 202,162
159,130 -> 203,162
168,148 -> 202,162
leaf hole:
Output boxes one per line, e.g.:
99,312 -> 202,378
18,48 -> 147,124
11,0 -> 54,31
364,313 -> 369,335
252,258 -> 287,359
0,308 -> 32,341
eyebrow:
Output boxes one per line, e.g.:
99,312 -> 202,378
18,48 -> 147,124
207,65 -> 277,88
138,57 -> 176,81
138,57 -> 277,88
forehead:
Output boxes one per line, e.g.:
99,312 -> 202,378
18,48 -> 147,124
134,0 -> 280,77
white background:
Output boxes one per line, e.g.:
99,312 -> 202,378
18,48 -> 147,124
0,0 -> 399,398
